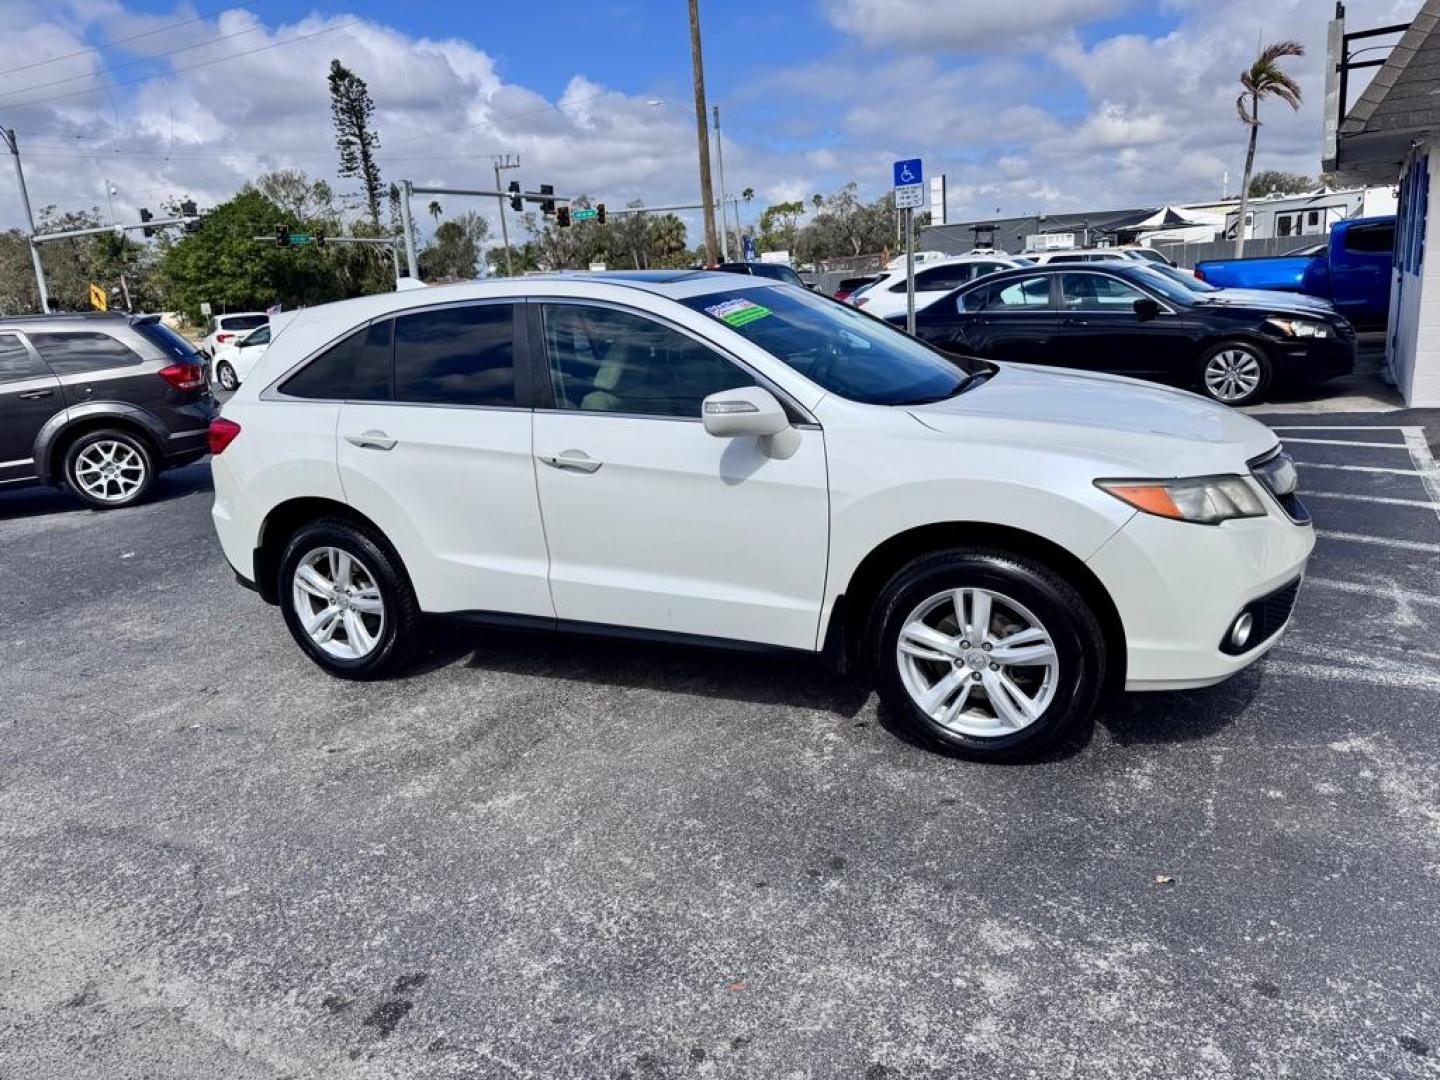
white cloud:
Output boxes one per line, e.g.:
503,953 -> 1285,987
823,0 -> 1130,50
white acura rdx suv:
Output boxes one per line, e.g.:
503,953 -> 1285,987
209,271 -> 1313,760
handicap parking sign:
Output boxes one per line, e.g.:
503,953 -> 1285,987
893,158 -> 923,188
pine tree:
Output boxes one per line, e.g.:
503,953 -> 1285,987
328,59 -> 384,228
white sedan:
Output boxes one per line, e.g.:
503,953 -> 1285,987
853,254 -> 1032,318
208,273 -> 1312,761
211,323 -> 271,391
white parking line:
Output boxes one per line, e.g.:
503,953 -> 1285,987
1316,529 -> 1440,553
1297,462 -> 1432,477
1307,576 -> 1440,608
1281,437 -> 1414,449
1302,490 -> 1440,509
1401,427 -> 1440,521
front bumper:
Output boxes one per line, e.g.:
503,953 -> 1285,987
1267,332 -> 1355,381
1087,502 -> 1315,691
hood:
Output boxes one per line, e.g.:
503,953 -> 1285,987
908,363 -> 1279,475
1192,291 -> 1338,317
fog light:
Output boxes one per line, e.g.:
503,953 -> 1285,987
1230,612 -> 1255,650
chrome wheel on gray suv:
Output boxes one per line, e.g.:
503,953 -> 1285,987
1199,342 -> 1270,406
63,429 -> 155,510
869,548 -> 1106,762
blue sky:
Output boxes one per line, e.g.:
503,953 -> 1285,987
0,0 -> 1416,240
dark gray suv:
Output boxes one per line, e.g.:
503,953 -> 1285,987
0,312 -> 214,509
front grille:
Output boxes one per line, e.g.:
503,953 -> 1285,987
1220,577 -> 1302,655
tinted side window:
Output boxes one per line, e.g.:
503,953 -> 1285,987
1060,273 -> 1146,311
393,304 -> 515,407
133,321 -> 201,362
28,331 -> 143,374
542,303 -> 753,418
243,325 -> 271,346
1344,223 -> 1395,254
963,276 -> 1052,312
0,333 -> 47,383
916,264 -> 973,290
280,321 -> 392,401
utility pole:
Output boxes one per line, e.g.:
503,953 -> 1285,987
397,179 -> 419,279
2,126 -> 50,312
688,0 -> 719,265
712,104 -> 731,261
492,154 -> 520,277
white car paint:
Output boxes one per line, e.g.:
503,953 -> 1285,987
201,311 -> 268,358
211,274 -> 1312,695
212,323 -> 273,387
854,255 -> 1032,319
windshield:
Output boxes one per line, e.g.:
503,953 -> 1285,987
1146,264 -> 1220,294
682,285 -> 979,406
1125,265 -> 1199,305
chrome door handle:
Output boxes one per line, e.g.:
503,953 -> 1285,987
17,389 -> 53,400
540,450 -> 602,474
345,430 -> 397,451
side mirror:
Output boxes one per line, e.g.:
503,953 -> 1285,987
1133,297 -> 1161,321
702,386 -> 799,459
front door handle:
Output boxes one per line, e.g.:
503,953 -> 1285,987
1062,316 -> 1089,326
539,450 -> 602,474
345,429 -> 397,451
17,388 -> 53,400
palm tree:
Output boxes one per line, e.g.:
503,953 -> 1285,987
427,200 -> 443,222
1233,40 -> 1304,256
811,193 -> 822,212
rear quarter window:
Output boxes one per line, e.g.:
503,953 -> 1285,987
133,321 -> 201,362
1344,223 -> 1395,254
27,331 -> 144,374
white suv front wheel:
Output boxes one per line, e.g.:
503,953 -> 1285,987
867,549 -> 1107,761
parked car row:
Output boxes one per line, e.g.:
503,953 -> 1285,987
207,270 -> 1313,762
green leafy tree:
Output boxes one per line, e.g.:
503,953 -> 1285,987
328,59 -> 385,228
758,200 -> 805,253
420,211 -> 489,280
1233,40 -> 1304,255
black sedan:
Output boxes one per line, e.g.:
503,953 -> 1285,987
887,261 -> 1356,406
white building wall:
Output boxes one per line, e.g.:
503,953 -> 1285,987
1389,143 -> 1440,407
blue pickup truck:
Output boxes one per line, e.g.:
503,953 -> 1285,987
1195,216 -> 1395,331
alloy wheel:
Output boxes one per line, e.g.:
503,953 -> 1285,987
291,547 -> 386,660
895,587 -> 1059,738
217,363 -> 238,391
1203,347 -> 1262,403
72,440 -> 147,503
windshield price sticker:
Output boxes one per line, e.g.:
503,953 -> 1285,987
706,298 -> 772,327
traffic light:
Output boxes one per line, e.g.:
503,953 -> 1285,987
140,208 -> 155,238
507,180 -> 522,212
539,183 -> 555,216
556,206 -> 571,228
275,224 -> 290,247
596,203 -> 606,225
315,231 -> 326,248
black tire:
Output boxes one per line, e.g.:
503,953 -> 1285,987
277,519 -> 423,679
866,548 -> 1106,762
216,361 -> 239,391
1196,340 -> 1272,407
63,428 -> 156,510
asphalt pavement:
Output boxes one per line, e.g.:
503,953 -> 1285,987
2,408 -> 1438,1079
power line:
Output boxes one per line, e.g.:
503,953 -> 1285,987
0,19 -> 362,109
0,19 -> 279,100
0,11 -> 209,77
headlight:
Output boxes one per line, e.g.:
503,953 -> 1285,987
1266,317 -> 1330,338
1096,476 -> 1267,525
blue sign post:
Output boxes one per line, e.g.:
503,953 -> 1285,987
893,158 -> 925,332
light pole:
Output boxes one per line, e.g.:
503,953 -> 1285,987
492,153 -> 520,276
2,125 -> 50,312
688,0 -> 719,265
712,104 -> 731,261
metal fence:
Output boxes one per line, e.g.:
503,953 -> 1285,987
1150,236 -> 1325,268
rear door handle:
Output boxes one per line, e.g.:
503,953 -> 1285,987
1062,316 -> 1088,326
17,389 -> 53,400
345,429 -> 397,451
539,450 -> 602,474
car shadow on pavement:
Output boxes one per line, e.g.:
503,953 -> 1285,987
1097,662 -> 1264,746
0,462 -> 213,522
417,625 -> 875,720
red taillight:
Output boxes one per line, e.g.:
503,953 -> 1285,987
159,363 -> 206,391
216,332 -> 235,344
1193,267 -> 1206,282
208,417 -> 242,455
